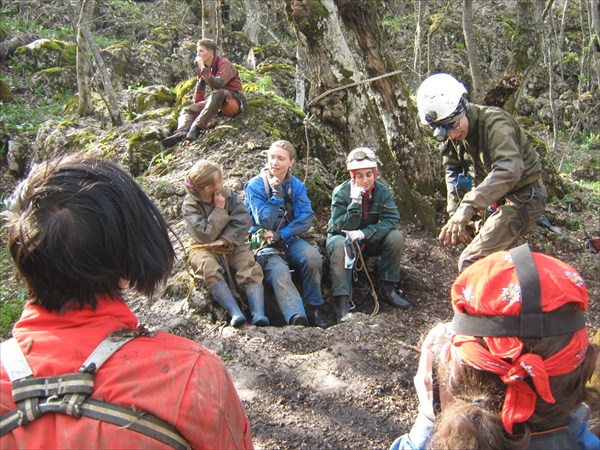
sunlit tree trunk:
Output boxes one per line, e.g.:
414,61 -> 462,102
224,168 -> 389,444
202,0 -> 219,41
77,0 -> 121,125
285,0 -> 435,228
462,0 -> 481,101
76,1 -> 93,116
412,0 -> 425,88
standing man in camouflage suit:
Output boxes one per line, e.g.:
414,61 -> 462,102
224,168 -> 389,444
416,73 -> 548,272
163,39 -> 245,147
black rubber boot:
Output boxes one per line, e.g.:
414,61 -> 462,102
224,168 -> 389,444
162,130 -> 187,148
209,281 -> 246,327
245,284 -> 269,326
379,282 -> 410,310
306,305 -> 328,328
289,314 -> 309,326
186,125 -> 202,141
334,295 -> 350,324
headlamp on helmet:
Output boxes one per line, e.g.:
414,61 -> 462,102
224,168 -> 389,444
417,73 -> 469,141
347,147 -> 379,171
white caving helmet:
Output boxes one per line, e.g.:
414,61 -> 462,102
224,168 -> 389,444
416,73 -> 469,141
347,147 -> 379,171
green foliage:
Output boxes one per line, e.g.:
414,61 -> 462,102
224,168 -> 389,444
1,94 -> 71,134
0,218 -> 25,339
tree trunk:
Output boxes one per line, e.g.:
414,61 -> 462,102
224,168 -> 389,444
462,0 -> 481,101
285,0 -> 435,229
0,34 -> 36,61
76,2 -> 93,116
78,0 -> 122,126
545,14 -> 559,151
589,0 -> 600,87
412,0 -> 425,89
504,0 -> 544,113
202,0 -> 219,41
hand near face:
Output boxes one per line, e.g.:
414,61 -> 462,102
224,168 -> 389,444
194,56 -> 205,71
413,323 -> 453,419
267,170 -> 284,197
213,192 -> 226,209
350,181 -> 366,204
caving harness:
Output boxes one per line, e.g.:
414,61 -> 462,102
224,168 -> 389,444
0,327 -> 191,450
248,170 -> 293,262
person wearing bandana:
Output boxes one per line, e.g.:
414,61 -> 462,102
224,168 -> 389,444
327,147 -> 411,324
390,246 -> 598,450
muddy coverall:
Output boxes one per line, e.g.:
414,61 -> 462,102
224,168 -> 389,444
326,179 -> 404,297
442,104 -> 547,271
183,188 -> 262,289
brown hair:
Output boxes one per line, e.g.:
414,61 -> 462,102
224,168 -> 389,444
197,39 -> 217,54
269,140 -> 297,161
429,333 -> 599,450
186,159 -> 222,195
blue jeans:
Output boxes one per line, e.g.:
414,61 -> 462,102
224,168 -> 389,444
327,229 -> 404,297
256,238 -> 324,323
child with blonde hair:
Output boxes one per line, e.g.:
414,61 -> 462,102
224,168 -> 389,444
183,159 -> 268,327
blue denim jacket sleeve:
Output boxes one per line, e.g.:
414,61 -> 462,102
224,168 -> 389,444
389,412 -> 434,450
568,403 -> 600,450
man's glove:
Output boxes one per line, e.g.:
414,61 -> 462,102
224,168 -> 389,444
350,182 -> 365,204
439,205 -> 475,246
344,229 -> 365,242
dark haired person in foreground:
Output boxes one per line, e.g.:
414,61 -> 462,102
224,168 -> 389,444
390,246 -> 598,450
0,156 -> 253,449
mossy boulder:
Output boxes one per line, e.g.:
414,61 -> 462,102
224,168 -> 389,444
0,78 -> 11,102
31,67 -> 76,97
123,84 -> 176,116
15,39 -> 76,72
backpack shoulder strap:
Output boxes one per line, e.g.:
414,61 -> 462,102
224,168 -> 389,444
0,327 -> 191,450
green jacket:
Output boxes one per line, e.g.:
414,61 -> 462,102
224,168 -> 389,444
441,104 -> 542,215
182,187 -> 252,246
327,179 -> 399,241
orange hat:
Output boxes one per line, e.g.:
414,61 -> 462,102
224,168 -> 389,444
450,245 -> 589,434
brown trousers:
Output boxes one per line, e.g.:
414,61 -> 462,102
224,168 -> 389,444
459,182 -> 548,272
177,89 -> 239,131
189,244 -> 263,289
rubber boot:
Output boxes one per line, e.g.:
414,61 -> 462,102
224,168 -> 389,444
162,130 -> 187,148
379,282 -> 410,310
306,305 -> 328,328
334,295 -> 350,324
209,281 -> 246,327
186,124 -> 202,141
245,284 -> 269,326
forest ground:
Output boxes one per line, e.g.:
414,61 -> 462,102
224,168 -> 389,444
129,205 -> 600,450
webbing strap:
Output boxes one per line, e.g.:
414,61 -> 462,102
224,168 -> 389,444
510,244 -> 543,337
0,339 -> 33,381
451,244 -> 586,338
0,398 -> 190,449
0,328 -> 191,449
11,372 -> 95,402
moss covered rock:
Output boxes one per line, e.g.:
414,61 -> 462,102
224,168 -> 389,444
15,39 -> 76,72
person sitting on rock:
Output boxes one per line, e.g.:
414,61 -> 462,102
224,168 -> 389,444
326,147 -> 410,324
163,38 -> 245,147
390,245 -> 599,450
183,159 -> 268,327
244,140 -> 327,328
1,155 -> 253,449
